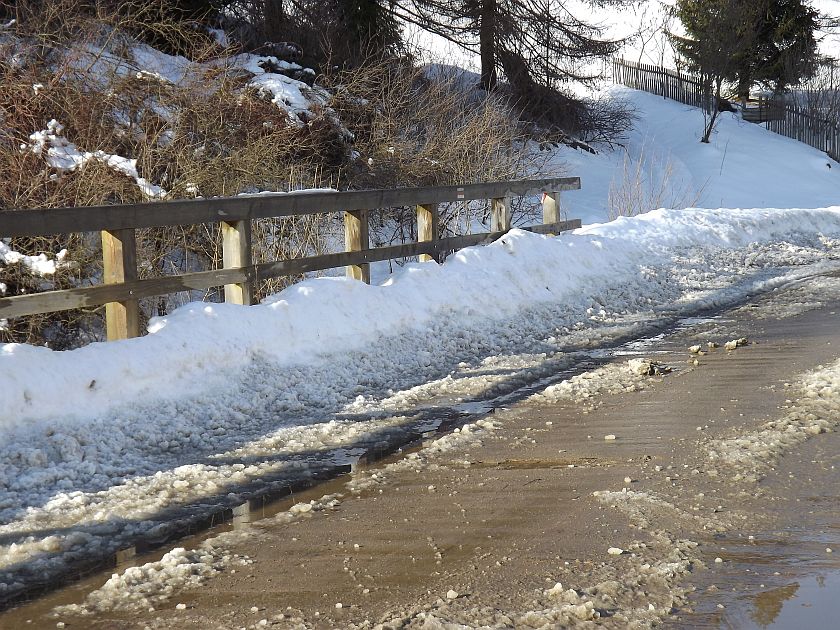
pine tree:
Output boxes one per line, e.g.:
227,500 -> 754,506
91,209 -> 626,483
390,0 -> 631,129
673,0 -> 818,100
740,0 -> 819,97
672,0 -> 819,141
327,0 -> 402,64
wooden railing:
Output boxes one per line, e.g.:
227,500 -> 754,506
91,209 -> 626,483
0,177 -> 581,341
613,58 -> 708,111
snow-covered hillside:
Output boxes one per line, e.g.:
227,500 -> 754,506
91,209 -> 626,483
3,79 -> 840,601
555,86 -> 840,223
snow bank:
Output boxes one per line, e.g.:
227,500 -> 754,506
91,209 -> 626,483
533,357 -> 670,408
2,206 -> 838,427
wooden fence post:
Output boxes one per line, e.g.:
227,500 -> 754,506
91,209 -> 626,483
491,197 -> 511,232
416,203 -> 439,262
222,219 -> 253,305
101,228 -> 140,341
345,209 -> 370,283
541,191 -> 562,234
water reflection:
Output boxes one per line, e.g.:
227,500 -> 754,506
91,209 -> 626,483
738,571 -> 840,629
750,584 -> 799,627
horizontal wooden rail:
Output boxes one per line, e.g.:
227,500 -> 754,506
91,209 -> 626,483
1,178 -> 582,339
0,177 -> 580,238
0,220 -> 581,318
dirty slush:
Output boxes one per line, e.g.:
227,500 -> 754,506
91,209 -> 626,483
5,274 -> 840,629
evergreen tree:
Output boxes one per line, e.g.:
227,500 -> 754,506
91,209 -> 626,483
739,0 -> 819,98
389,0 -> 631,130
673,0 -> 819,100
326,0 -> 402,64
672,0 -> 819,141
391,1 -> 629,90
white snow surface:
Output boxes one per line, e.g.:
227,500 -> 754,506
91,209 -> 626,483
3,205 -> 840,596
554,87 -> 840,224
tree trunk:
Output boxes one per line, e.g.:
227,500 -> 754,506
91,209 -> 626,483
701,77 -> 723,143
479,0 -> 497,90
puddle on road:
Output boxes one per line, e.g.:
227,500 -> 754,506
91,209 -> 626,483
688,545 -> 840,630
738,572 -> 840,629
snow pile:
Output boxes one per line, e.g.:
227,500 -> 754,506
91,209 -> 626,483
341,351 -> 564,418
23,119 -> 166,198
233,54 -> 326,125
735,275 -> 840,321
708,357 -> 840,482
594,489 -> 727,534
533,357 -> 670,407
516,590 -> 601,625
346,418 -> 500,495
392,536 -> 700,629
56,546 -> 249,614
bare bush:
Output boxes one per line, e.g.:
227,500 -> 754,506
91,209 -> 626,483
608,145 -> 707,220
790,60 -> 840,123
324,60 -> 544,244
0,3 -> 336,344
1,9 -> 545,347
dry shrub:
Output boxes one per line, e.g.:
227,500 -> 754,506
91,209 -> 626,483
607,145 -> 707,220
1,0 -> 220,59
1,13 -> 541,346
329,60 -> 526,188
325,60 -> 543,242
1,4 -> 339,344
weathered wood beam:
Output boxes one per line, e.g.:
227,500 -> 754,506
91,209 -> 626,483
222,219 -> 253,305
524,220 -> 582,235
416,203 -> 439,263
0,177 -> 581,238
541,192 -> 561,235
344,210 -> 370,284
491,197 -> 511,232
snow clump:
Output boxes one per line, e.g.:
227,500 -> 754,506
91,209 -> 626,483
534,357 -> 671,407
708,357 -> 840,481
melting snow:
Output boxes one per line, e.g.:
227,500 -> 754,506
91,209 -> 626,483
2,208 -> 840,597
23,119 -> 166,198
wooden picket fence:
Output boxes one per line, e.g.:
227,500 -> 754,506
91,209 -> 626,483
612,58 -> 708,111
0,177 -> 581,341
613,58 -> 840,162
763,100 -> 840,162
